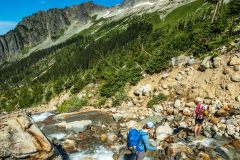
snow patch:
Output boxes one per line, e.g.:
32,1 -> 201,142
133,2 -> 155,8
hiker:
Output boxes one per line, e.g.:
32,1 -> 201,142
194,101 -> 208,137
127,122 -> 162,160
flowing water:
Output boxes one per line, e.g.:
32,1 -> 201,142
32,111 -> 118,160
32,112 -> 240,160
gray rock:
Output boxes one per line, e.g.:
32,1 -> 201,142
175,74 -> 183,81
134,84 -> 152,96
65,120 -> 92,133
156,123 -> 173,141
174,99 -> 181,108
199,56 -> 212,71
213,57 -> 222,68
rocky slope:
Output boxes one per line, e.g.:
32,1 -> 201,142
0,0 -> 193,63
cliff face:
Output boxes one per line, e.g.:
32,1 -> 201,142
0,2 -> 106,63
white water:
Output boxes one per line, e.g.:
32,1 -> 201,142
191,138 -> 214,147
31,112 -> 54,122
69,146 -> 113,160
48,132 -> 66,140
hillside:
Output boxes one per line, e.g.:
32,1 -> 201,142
0,0 -> 239,113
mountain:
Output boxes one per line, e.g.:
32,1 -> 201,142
0,1 -> 107,63
0,0 -> 192,63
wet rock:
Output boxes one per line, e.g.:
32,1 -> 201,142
231,74 -> 240,82
99,134 -> 108,142
63,139 -> 76,152
229,56 -> 240,66
232,139 -> 240,149
197,151 -> 211,160
66,120 -> 92,133
167,143 -> 193,158
107,133 -> 118,143
156,123 -> 173,141
177,130 -> 187,139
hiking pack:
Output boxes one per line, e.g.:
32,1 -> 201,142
127,128 -> 143,153
196,103 -> 205,119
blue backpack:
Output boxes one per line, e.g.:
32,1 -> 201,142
127,129 -> 143,153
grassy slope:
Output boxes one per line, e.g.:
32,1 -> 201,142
162,0 -> 207,25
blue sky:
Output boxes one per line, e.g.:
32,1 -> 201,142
0,0 -> 123,35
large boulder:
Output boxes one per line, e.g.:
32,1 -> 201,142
65,120 -> 92,133
156,123 -> 173,141
0,113 -> 60,159
134,84 -> 152,96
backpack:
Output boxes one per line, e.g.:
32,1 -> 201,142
127,128 -> 143,153
196,104 -> 205,119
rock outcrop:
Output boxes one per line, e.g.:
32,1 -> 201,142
0,113 -> 61,159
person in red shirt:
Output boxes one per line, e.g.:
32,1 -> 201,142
194,100 -> 206,137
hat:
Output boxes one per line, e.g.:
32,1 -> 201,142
146,122 -> 155,129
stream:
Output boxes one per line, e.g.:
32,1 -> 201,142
31,111 -> 240,160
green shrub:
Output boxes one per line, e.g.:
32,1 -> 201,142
112,92 -> 127,107
58,97 -> 88,113
96,96 -> 107,107
147,94 -> 168,108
